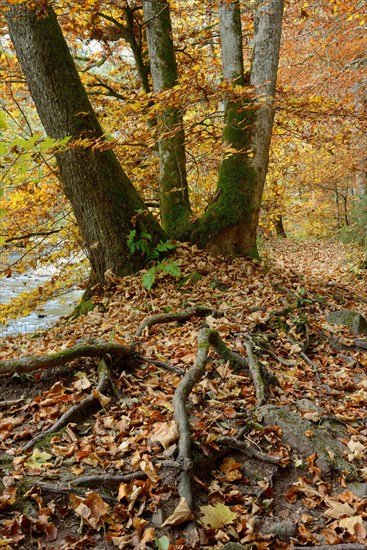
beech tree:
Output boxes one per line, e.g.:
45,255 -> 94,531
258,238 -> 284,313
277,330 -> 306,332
141,0 -> 284,257
1,0 -> 284,283
1,2 -> 165,285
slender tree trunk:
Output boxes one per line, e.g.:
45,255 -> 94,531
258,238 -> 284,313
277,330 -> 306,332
248,0 -> 284,248
275,215 -> 287,238
3,2 -> 164,284
192,0 -> 284,258
142,0 -> 192,239
334,183 -> 341,229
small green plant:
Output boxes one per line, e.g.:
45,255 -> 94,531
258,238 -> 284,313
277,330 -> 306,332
127,229 -> 180,290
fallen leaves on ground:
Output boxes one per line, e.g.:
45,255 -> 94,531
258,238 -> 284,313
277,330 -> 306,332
0,239 -> 367,548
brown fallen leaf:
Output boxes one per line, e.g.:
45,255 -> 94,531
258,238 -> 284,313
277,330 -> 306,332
162,497 -> 194,527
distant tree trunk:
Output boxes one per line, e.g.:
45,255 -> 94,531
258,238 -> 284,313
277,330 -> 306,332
142,0 -> 192,239
334,183 -> 341,229
275,215 -> 287,238
192,0 -> 284,258
3,2 -> 164,285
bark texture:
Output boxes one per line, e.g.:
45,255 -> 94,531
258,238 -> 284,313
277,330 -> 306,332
142,0 -> 192,239
3,2 -> 164,284
249,0 -> 285,244
192,0 -> 284,259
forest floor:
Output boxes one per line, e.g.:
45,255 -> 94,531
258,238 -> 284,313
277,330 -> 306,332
0,239 -> 366,550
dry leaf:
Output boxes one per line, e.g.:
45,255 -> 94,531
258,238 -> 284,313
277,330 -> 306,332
162,497 -> 194,527
324,496 -> 355,519
70,492 -> 109,530
150,421 -> 178,449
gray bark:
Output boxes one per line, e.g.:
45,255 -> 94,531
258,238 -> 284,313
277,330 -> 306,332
249,0 -> 284,227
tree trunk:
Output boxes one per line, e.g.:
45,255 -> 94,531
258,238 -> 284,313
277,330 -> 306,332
142,0 -> 192,239
192,0 -> 284,258
275,215 -> 287,238
3,2 -> 164,284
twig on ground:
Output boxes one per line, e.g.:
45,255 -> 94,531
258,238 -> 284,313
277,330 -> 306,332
70,471 -> 147,485
23,359 -> 111,451
0,397 -> 24,409
172,326 -> 210,511
135,306 -> 223,337
217,436 -> 281,464
286,335 -> 321,383
135,354 -> 185,375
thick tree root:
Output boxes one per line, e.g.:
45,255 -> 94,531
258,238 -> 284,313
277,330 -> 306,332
172,326 -> 210,511
208,330 -> 279,398
171,326 -> 281,514
31,482 -> 118,505
23,359 -> 111,451
243,337 -> 266,406
0,341 -> 135,375
135,305 -> 223,337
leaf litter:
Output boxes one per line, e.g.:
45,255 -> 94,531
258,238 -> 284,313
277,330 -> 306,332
0,239 -> 366,548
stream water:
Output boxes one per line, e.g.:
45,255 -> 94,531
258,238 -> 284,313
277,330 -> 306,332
0,257 -> 83,337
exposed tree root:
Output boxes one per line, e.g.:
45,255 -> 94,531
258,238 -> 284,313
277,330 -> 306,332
171,325 -> 281,515
135,305 -> 224,337
23,359 -> 111,451
172,326 -> 210,511
208,330 -> 279,395
243,336 -> 266,406
207,329 -> 249,371
0,341 -> 135,375
31,482 -> 118,505
217,436 -> 281,464
70,471 -> 147,486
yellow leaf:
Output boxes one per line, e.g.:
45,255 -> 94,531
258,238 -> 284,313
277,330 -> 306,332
200,502 -> 237,529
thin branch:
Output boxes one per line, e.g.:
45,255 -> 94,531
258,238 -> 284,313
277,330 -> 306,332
23,359 -> 111,451
32,482 -> 118,505
70,472 -> 147,486
217,436 -> 281,464
135,353 -> 185,375
4,229 -> 61,243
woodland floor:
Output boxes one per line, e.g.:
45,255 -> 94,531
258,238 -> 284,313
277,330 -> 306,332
0,239 -> 366,550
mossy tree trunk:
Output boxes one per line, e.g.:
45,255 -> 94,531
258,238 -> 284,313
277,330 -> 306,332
3,2 -> 165,285
142,0 -> 192,240
192,0 -> 284,258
